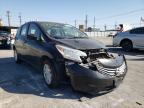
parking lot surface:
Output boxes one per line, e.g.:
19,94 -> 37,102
0,48 -> 144,108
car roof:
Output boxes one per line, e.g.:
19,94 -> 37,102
26,21 -> 65,26
132,26 -> 144,30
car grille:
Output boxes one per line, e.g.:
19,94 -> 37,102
96,62 -> 126,76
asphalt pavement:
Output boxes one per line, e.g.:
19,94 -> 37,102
0,48 -> 144,108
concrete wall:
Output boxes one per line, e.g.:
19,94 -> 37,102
85,31 -> 117,37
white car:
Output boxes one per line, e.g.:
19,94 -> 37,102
113,27 -> 144,51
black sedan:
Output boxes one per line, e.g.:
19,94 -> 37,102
0,31 -> 11,48
13,21 -> 127,95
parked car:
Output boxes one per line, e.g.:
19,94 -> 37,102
108,32 -> 116,37
113,27 -> 144,51
14,21 -> 127,95
0,31 -> 12,49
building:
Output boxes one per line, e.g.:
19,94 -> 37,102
0,26 -> 18,36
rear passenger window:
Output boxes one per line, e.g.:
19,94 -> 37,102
130,27 -> 144,34
20,24 -> 28,36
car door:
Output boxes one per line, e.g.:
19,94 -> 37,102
25,23 -> 45,67
15,23 -> 29,59
129,27 -> 144,48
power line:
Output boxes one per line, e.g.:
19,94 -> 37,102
71,9 -> 144,27
95,8 -> 144,21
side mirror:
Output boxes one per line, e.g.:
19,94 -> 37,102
27,34 -> 37,40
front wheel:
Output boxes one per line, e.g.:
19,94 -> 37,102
43,60 -> 59,88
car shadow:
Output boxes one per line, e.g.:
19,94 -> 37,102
0,57 -> 101,100
107,47 -> 144,61
1,48 -> 143,100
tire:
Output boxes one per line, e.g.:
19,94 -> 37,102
14,50 -> 21,63
42,60 -> 60,88
121,40 -> 133,52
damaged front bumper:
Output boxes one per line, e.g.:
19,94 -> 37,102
66,55 -> 127,95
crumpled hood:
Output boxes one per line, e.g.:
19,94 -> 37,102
56,38 -> 106,50
98,55 -> 125,68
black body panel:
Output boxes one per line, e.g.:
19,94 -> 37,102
14,21 -> 128,95
66,55 -> 127,94
0,37 -> 10,48
57,38 -> 106,50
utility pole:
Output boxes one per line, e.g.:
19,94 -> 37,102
74,20 -> 77,28
115,22 -> 117,30
18,13 -> 22,26
6,11 -> 11,26
93,16 -> 96,29
93,16 -> 96,36
104,24 -> 107,31
85,14 -> 88,31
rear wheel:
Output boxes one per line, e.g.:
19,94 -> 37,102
121,40 -> 133,52
43,60 -> 59,88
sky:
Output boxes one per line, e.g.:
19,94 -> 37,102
0,0 -> 144,29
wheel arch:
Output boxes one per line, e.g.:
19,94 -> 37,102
40,55 -> 66,83
40,55 -> 52,65
120,38 -> 133,47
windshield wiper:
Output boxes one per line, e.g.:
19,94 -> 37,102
52,36 -> 65,39
68,36 -> 88,39
52,36 -> 88,39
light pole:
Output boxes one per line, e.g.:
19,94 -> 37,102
18,13 -> 22,26
6,11 -> 11,26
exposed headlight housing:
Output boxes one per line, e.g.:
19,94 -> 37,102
56,44 -> 87,63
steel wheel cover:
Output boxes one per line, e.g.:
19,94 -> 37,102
43,64 -> 52,85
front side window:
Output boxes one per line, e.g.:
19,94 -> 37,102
39,22 -> 88,39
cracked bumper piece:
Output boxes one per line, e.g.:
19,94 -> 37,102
66,55 -> 127,95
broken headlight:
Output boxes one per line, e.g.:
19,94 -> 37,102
56,44 -> 87,63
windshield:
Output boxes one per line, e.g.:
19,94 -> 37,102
39,22 -> 88,39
